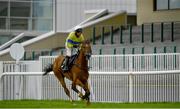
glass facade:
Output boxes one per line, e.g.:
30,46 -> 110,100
156,0 -> 168,10
155,0 -> 180,10
170,0 -> 180,9
0,1 -> 8,16
0,18 -> 6,29
0,0 -> 54,31
10,2 -> 31,17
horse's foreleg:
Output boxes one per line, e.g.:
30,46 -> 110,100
55,73 -> 73,102
82,82 -> 90,105
72,80 -> 83,99
74,79 -> 90,104
82,82 -> 90,100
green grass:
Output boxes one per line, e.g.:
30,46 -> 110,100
0,100 -> 180,108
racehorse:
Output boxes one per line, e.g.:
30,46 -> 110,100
42,40 -> 92,105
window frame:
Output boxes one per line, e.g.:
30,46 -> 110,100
154,0 -> 180,11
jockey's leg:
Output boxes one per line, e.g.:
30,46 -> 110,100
62,56 -> 69,71
61,47 -> 71,71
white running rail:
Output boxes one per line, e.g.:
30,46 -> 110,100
1,53 -> 180,102
40,53 -> 180,72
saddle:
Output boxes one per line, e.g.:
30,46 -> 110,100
61,51 -> 79,72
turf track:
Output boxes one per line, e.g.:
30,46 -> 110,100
0,100 -> 180,108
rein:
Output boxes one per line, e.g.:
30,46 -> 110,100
73,49 -> 90,71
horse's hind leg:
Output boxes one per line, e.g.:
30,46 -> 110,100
55,72 -> 73,102
62,81 -> 73,102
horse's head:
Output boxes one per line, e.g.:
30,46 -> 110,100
80,40 -> 92,60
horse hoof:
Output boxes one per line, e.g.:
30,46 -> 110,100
78,93 -> 83,98
70,99 -> 74,103
86,101 -> 91,106
82,95 -> 86,100
80,98 -> 84,101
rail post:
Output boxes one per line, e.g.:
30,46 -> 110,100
123,48 -> 125,69
141,24 -> 144,43
99,49 -> 102,70
101,26 -> 105,44
113,48 -> 116,70
110,26 -> 114,44
120,26 -> 123,44
174,46 -> 176,68
0,61 -> 3,100
50,50 -> 53,56
132,48 -> 135,69
60,49 -> 64,55
171,22 -> 174,42
151,23 -> 154,43
32,51 -> 35,60
141,47 -> 144,68
99,48 -> 102,55
92,27 -> 96,45
164,46 -> 167,69
154,47 -> 157,68
129,73 -> 133,103
24,52 -> 27,60
161,22 -> 164,42
129,25 -> 132,44
129,55 -> 133,103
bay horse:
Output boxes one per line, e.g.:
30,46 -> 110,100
42,40 -> 92,105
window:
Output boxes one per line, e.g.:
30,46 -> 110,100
10,2 -> 31,17
10,18 -> 28,30
0,0 -> 53,31
154,0 -> 180,10
156,0 -> 168,10
0,18 -> 6,29
170,0 -> 180,9
32,19 -> 52,31
32,1 -> 53,18
0,1 -> 8,16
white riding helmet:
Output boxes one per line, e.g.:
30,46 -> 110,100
74,26 -> 82,33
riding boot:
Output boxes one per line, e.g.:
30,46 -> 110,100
62,56 -> 70,71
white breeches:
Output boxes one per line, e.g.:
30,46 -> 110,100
66,47 -> 72,57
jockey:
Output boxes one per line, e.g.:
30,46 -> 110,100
61,26 -> 85,71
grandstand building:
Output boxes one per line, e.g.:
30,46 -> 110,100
0,0 -> 54,45
137,0 -> 180,25
0,0 -> 180,61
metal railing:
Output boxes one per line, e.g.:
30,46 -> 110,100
1,53 -> 180,102
92,22 -> 180,45
40,53 -> 180,72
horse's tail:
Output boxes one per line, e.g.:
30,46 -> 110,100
42,64 -> 53,76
